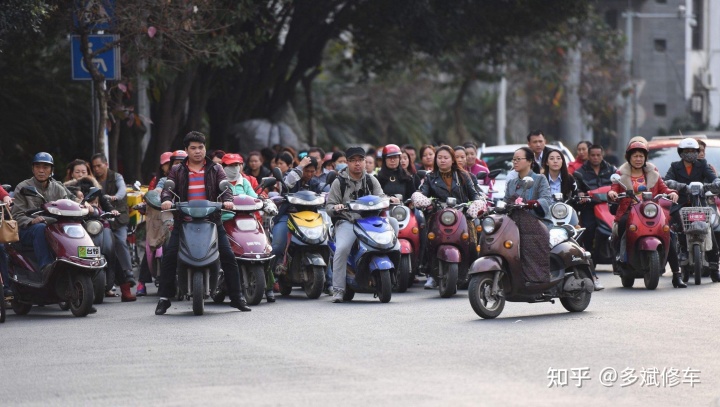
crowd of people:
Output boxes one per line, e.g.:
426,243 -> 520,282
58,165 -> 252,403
3,128 -> 718,314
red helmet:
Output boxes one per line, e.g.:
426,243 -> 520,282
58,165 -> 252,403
382,144 -> 402,158
170,150 -> 188,162
625,141 -> 648,163
160,152 -> 173,165
221,153 -> 243,165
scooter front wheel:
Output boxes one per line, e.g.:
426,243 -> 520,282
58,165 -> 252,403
377,270 -> 392,303
693,244 -> 702,285
438,261 -> 458,298
468,274 -> 505,319
643,251 -> 660,290
69,274 -> 95,317
92,270 -> 106,305
192,270 -> 205,316
11,299 -> 31,315
395,255 -> 410,293
1,295 -> 6,323
303,265 -> 325,299
244,264 -> 267,305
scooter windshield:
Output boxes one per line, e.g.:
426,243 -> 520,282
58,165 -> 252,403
179,200 -> 219,218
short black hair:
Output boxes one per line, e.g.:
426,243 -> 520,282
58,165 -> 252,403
589,144 -> 604,154
211,150 -> 225,159
462,141 -> 478,150
526,130 -> 545,142
402,144 -> 416,152
90,153 -> 108,164
331,151 -> 346,162
276,152 -> 294,167
305,157 -> 318,169
183,131 -> 206,147
308,147 -> 325,157
577,140 -> 593,150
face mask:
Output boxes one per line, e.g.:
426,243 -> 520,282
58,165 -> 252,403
224,166 -> 240,181
682,152 -> 698,163
335,163 -> 348,171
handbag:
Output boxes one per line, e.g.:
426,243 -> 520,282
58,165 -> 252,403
0,204 -> 20,243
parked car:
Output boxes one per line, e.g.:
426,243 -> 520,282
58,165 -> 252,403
479,142 -> 575,203
648,135 -> 720,176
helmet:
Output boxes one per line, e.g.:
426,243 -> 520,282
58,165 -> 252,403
221,153 -> 243,166
382,144 -> 402,158
32,152 -> 54,166
625,141 -> 648,163
170,150 -> 188,162
677,137 -> 700,156
160,152 -> 173,165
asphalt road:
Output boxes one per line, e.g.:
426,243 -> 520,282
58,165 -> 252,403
2,265 -> 719,407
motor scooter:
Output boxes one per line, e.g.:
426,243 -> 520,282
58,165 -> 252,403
572,173 -> 615,264
334,195 -> 400,303
664,180 -> 720,285
6,187 -> 106,317
271,168 -> 329,299
610,174 -> 672,290
467,177 -> 594,319
162,179 -> 229,315
84,210 -> 116,304
218,179 -> 276,305
423,197 -> 478,298
385,195 -> 420,293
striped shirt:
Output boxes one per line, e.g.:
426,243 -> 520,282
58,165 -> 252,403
188,169 -> 207,201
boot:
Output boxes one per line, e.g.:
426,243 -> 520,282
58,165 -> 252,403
672,272 -> 687,288
120,282 -> 137,301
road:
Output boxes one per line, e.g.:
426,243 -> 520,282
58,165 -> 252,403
2,265 -> 719,407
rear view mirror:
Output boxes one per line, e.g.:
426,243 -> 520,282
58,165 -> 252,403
272,167 -> 283,181
488,169 -> 502,179
476,171 -> 487,179
260,177 -> 276,189
163,180 -> 176,191
219,180 -> 231,192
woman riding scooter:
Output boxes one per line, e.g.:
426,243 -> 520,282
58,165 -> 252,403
412,145 -> 486,289
607,141 -> 681,287
377,144 -> 415,201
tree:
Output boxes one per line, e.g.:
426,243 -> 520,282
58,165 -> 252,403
0,0 -> 53,52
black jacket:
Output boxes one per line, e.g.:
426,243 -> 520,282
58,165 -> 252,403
418,170 -> 481,203
574,160 -> 617,192
377,168 -> 415,200
664,159 -> 718,205
161,156 -> 232,223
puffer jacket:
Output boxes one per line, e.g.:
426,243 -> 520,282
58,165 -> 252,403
418,170 -> 480,203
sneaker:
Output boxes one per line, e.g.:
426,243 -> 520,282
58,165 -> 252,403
266,290 -> 275,303
332,289 -> 344,303
136,282 -> 147,297
155,299 -> 171,315
424,276 -> 437,289
594,278 -> 605,291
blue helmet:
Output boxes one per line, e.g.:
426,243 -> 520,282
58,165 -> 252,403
32,152 -> 54,166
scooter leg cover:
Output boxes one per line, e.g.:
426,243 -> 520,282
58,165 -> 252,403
510,210 -> 550,283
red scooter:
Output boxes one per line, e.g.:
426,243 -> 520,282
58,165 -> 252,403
610,174 -> 672,290
6,187 -> 106,316
386,197 -> 421,292
583,185 -> 615,264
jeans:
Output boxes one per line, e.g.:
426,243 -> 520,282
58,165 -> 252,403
112,226 -> 133,273
19,223 -> 54,270
270,215 -> 289,261
158,222 -> 242,300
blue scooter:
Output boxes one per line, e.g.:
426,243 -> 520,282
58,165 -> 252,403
330,195 -> 400,303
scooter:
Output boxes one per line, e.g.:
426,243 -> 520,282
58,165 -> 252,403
423,196 -> 478,298
335,195 -> 400,303
573,173 -> 615,264
84,209 -> 116,304
219,180 -> 276,305
6,187 -> 106,317
162,179 -> 228,316
664,180 -> 720,285
610,174 -> 672,290
270,168 -> 329,299
467,177 -> 594,319
385,195 -> 420,292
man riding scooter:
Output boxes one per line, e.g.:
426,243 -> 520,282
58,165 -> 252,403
155,131 -> 251,315
664,137 -> 720,283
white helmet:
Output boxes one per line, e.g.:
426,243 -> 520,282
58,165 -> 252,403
677,137 -> 700,155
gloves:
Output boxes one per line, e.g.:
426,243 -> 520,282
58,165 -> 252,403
467,199 -> 487,219
526,200 -> 539,209
411,192 -> 431,209
263,199 -> 278,216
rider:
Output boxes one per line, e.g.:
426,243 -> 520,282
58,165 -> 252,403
0,185 -> 13,297
664,137 -> 720,283
155,131 -> 251,314
504,147 -> 553,226
411,145 -> 486,289
12,153 -> 91,273
607,141 -> 682,287
376,144 -> 415,200
326,147 -> 399,303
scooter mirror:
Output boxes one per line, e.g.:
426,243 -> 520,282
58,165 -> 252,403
325,171 -> 337,188
488,169 -> 502,179
476,171 -> 487,179
260,177 -> 276,189
84,187 -> 102,202
1,184 -> 11,191
610,174 -> 622,185
163,180 -> 175,191
272,167 -> 284,181
521,176 -> 534,188
417,170 -> 427,179
219,180 -> 232,192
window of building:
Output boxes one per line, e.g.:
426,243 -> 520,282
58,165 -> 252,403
692,0 -> 703,50
654,39 -> 667,52
654,104 -> 667,117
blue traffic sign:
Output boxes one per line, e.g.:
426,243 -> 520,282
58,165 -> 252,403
73,0 -> 115,31
71,34 -> 120,81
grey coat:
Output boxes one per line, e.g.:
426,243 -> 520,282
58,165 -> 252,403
504,171 -> 553,226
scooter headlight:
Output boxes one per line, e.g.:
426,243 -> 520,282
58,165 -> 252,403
85,220 -> 103,236
440,210 -> 456,226
391,206 -> 407,222
549,227 -> 569,248
481,217 -> 496,234
551,203 -> 569,219
298,225 -> 324,240
63,225 -> 86,238
367,230 -> 395,246
643,203 -> 658,218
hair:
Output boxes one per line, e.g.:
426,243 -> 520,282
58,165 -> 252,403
418,144 -> 435,162
543,150 -> 575,197
526,129 -> 545,142
247,151 -> 262,162
402,144 -> 416,152
276,152 -> 294,167
401,150 -> 417,175
90,153 -> 107,164
281,146 -> 297,162
64,159 -> 92,182
211,150 -> 226,159
625,146 -> 648,165
305,157 -> 318,169
462,141 -> 478,151
260,148 -> 275,165
308,147 -> 325,158
331,151 -> 346,162
577,140 -> 593,150
183,131 -> 206,147
377,149 -> 412,184
433,145 -> 466,175
698,140 -> 707,149
517,146 -> 534,162
589,144 -> 604,154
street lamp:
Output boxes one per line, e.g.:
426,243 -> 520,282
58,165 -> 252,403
620,4 -> 696,149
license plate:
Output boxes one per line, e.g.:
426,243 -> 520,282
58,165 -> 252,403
688,213 -> 706,222
78,246 -> 101,258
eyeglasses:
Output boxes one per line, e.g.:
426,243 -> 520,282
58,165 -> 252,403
348,158 -> 364,163
511,157 -> 528,163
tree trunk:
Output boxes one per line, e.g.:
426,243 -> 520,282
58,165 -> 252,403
453,77 -> 472,146
108,88 -> 123,169
79,31 -> 109,157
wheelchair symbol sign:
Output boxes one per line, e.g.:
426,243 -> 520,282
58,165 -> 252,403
70,34 -> 120,81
